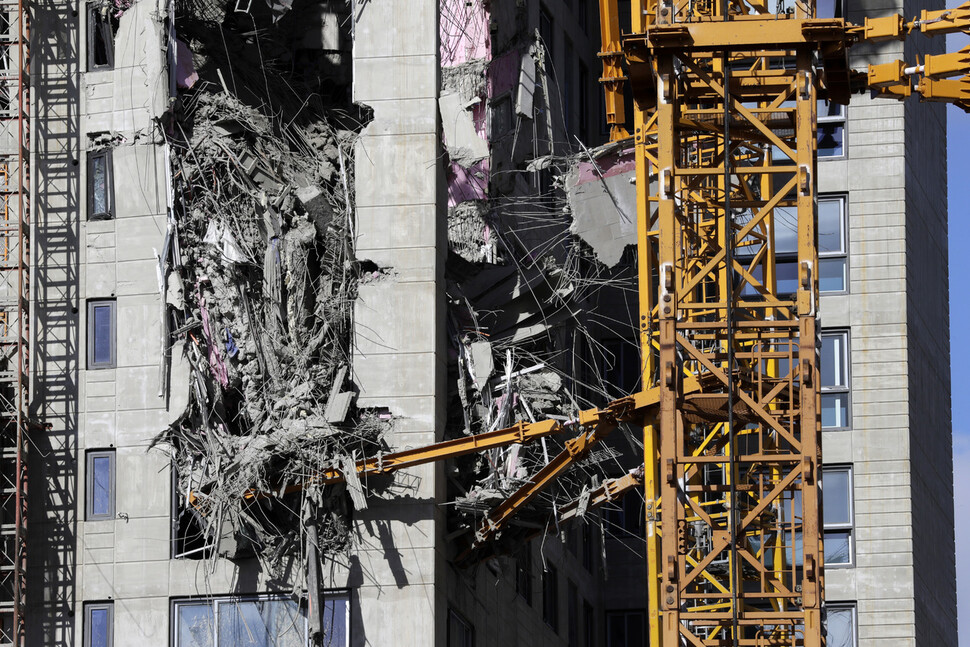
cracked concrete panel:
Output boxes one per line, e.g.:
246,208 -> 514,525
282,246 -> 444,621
439,90 -> 489,166
566,153 -> 639,267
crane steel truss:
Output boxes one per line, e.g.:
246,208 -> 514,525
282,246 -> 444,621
616,2 -> 833,646
601,0 -> 968,644
0,0 -> 29,643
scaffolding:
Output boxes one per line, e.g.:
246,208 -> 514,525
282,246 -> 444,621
0,0 -> 28,642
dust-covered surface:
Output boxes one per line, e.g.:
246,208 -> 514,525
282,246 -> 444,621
154,0 -> 388,578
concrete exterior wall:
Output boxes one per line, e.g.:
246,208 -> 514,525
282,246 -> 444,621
349,0 -> 447,645
819,0 -> 956,641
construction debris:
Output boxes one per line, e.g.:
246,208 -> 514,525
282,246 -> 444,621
155,0 -> 387,573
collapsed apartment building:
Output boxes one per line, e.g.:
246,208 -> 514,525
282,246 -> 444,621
18,0 -> 957,645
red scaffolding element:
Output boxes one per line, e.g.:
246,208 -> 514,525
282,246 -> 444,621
0,0 -> 29,643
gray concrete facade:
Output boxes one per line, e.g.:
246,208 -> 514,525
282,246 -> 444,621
819,0 -> 957,641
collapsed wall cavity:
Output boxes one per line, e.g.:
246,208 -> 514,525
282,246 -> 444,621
156,0 -> 383,571
438,0 -> 646,561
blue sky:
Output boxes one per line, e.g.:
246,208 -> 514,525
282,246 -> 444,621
947,10 -> 970,643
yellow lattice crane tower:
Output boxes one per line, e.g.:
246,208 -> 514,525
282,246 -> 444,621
595,0 -> 970,644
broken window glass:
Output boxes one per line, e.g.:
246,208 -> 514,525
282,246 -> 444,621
818,100 -> 846,158
88,7 -> 119,70
825,604 -> 856,647
88,151 -> 113,219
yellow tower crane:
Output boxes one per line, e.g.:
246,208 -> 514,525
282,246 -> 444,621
595,0 -> 970,645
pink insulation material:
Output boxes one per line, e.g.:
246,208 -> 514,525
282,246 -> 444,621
487,49 -> 520,97
447,160 -> 490,206
197,286 -> 229,388
176,39 -> 199,89
440,0 -> 491,66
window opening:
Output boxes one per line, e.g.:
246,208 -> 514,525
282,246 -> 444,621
173,593 -> 350,647
88,150 -> 114,219
88,7 -> 119,70
85,602 -> 114,647
543,565 -> 558,631
819,196 -> 848,292
818,99 -> 845,158
86,450 -> 115,521
822,466 -> 854,565
821,330 -> 850,428
825,603 -> 857,647
447,609 -> 473,647
605,610 -> 645,647
87,299 -> 116,368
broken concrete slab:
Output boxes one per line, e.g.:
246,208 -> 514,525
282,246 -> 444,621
565,147 -> 639,267
439,90 -> 489,166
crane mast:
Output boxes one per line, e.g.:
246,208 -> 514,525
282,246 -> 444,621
599,0 -> 969,645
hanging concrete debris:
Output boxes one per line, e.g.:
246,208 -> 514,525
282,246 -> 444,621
564,143 -> 639,268
154,0 -> 386,573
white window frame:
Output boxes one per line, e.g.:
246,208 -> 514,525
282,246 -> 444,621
818,99 -> 846,159
820,330 -> 851,429
818,195 -> 848,294
172,593 -> 350,647
822,465 -> 854,567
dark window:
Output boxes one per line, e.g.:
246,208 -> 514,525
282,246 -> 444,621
822,466 -> 854,566
603,338 -> 640,395
821,331 -> 850,429
578,63 -> 590,143
87,299 -> 116,369
564,39 -> 574,138
539,6 -> 554,57
543,566 -> 558,632
581,521 -> 594,571
567,581 -> 579,647
87,7 -> 118,71
515,545 -> 532,604
86,450 -> 115,521
818,99 -> 845,158
173,594 -> 350,647
84,602 -> 113,647
448,609 -> 474,647
603,492 -> 644,538
819,196 -> 848,293
605,610 -> 645,647
88,150 -> 114,220
583,601 -> 595,647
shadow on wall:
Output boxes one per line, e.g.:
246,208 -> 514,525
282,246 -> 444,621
27,0 -> 81,645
